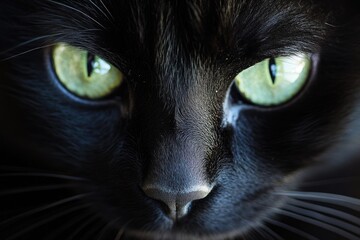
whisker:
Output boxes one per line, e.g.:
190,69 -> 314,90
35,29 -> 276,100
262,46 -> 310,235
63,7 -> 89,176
0,33 -> 63,55
0,165 -> 45,172
254,228 -> 274,240
283,204 -> 360,235
1,43 -> 56,61
114,226 -> 126,240
88,0 -> 113,24
114,227 -> 126,240
288,198 -> 360,226
99,0 -> 115,21
276,208 -> 360,240
277,191 -> 360,211
47,0 -> 105,29
301,177 -> 360,187
0,27 -> 102,61
266,217 -> 320,240
0,183 -> 80,196
114,220 -> 133,240
67,214 -> 99,240
258,224 -> 283,240
97,218 -> 121,240
5,204 -> 91,240
83,220 -> 110,240
246,229 -> 259,240
0,172 -> 88,181
45,212 -> 93,240
0,193 -> 92,226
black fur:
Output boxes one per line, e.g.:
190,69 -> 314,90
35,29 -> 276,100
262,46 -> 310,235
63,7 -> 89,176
0,0 -> 359,239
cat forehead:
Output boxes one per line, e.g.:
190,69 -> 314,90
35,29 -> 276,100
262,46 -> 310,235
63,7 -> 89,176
32,0 -> 327,106
38,0 -> 326,59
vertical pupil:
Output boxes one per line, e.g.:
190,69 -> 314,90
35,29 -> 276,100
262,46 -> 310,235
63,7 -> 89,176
87,53 -> 95,77
269,58 -> 277,84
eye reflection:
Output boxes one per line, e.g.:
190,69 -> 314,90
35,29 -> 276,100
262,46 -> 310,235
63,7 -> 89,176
234,54 -> 311,107
52,43 -> 124,100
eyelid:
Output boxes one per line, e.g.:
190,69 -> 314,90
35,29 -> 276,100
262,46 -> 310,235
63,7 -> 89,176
45,45 -> 125,106
231,53 -> 318,110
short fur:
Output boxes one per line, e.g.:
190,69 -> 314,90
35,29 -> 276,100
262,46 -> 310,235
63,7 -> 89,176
0,0 -> 359,239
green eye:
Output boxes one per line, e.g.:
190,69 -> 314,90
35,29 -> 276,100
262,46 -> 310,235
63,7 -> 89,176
52,43 -> 124,99
234,54 -> 311,106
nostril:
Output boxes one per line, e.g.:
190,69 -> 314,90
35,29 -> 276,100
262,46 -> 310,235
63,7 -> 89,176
143,187 -> 176,218
142,185 -> 212,220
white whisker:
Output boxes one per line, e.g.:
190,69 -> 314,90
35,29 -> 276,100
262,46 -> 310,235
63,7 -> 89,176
255,228 -> 275,240
0,33 -> 63,55
47,0 -> 105,30
258,224 -> 283,240
97,218 -> 121,240
67,214 -> 99,240
114,226 -> 126,240
247,230 -> 258,240
0,184 -> 79,196
0,172 -> 88,181
88,0 -> 113,24
288,198 -> 360,226
1,43 -> 56,61
0,193 -> 92,226
302,177 -> 360,187
99,0 -> 115,21
283,204 -> 360,235
277,191 -> 360,211
114,219 -> 133,240
266,217 -> 320,240
6,204 -> 91,240
276,208 -> 360,240
45,213 -> 93,240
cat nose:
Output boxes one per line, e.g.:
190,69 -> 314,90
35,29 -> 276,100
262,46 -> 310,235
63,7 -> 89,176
142,185 -> 212,220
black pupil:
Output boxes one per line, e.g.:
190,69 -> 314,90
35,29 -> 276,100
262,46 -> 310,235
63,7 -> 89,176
87,53 -> 95,77
269,58 -> 277,84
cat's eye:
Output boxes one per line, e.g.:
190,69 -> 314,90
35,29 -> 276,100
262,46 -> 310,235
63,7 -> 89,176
52,43 -> 124,99
234,54 -> 311,106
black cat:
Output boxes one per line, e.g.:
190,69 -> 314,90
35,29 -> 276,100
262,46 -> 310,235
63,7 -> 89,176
0,0 -> 359,239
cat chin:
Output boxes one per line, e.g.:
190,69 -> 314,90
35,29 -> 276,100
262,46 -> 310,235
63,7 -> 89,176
125,226 -> 253,240
88,173 -> 291,240
108,195 -> 284,240
126,206 -> 288,240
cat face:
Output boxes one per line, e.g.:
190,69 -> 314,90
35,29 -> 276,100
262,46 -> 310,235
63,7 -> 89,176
0,0 -> 359,239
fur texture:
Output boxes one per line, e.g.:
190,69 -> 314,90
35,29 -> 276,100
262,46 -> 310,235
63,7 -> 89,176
0,0 -> 359,239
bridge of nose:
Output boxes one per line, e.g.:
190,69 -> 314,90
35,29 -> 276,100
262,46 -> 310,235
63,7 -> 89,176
142,136 -> 212,219
144,135 -> 209,187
